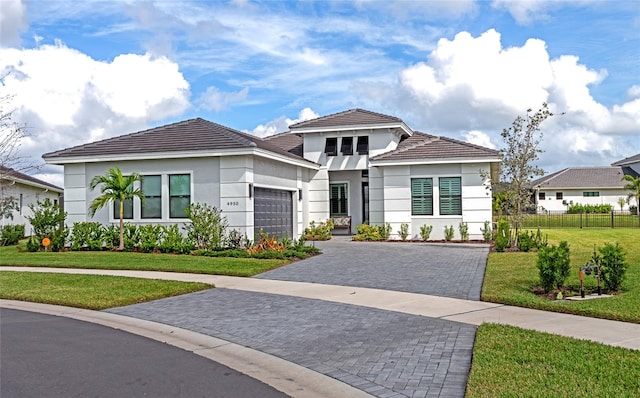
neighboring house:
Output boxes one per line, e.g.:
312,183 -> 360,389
611,153 -> 640,175
0,166 -> 64,233
43,109 -> 500,240
531,166 -> 638,212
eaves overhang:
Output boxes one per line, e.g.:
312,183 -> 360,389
369,156 -> 501,167
291,121 -> 414,138
2,176 -> 63,193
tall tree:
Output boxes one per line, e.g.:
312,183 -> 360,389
622,174 -> 640,225
89,167 -> 144,251
499,103 -> 557,244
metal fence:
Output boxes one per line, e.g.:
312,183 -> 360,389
496,211 -> 640,229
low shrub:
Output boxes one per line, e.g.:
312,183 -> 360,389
1,224 -> 25,246
444,225 -> 454,241
138,224 -> 162,253
184,203 -> 228,250
303,220 -> 334,241
458,222 -> 469,241
399,223 -> 409,240
494,218 -> 510,252
246,231 -> 286,255
353,223 -> 392,241
26,235 -> 40,252
104,225 -> 120,250
536,240 -> 571,292
597,243 -> 628,292
420,224 -> 433,241
630,205 -> 638,215
70,222 -> 104,251
158,224 -> 194,254
567,203 -> 613,214
378,222 -> 392,240
26,198 -> 67,251
480,221 -> 492,242
518,230 -> 536,252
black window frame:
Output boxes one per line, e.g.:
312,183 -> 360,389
329,183 -> 348,216
356,136 -> 369,155
324,137 -> 338,156
141,175 -> 162,219
411,178 -> 433,216
538,192 -> 546,200
341,137 -> 353,155
439,177 -> 462,216
556,192 -> 563,200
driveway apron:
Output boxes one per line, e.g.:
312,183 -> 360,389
257,239 -> 489,301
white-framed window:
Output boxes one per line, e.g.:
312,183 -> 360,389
169,174 -> 191,218
583,191 -> 599,197
141,175 -> 162,219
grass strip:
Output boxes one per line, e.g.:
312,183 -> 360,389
0,271 -> 212,310
466,324 -> 640,398
0,246 -> 286,277
482,229 -> 640,323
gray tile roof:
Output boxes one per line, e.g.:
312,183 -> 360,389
263,131 -> 303,157
43,118 -> 312,164
289,108 -> 403,130
532,167 -> 630,189
0,166 -> 62,191
370,132 -> 500,162
611,153 -> 640,166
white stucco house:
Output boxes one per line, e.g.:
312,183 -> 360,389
43,109 -> 500,240
531,161 -> 640,213
0,166 -> 64,233
611,153 -> 640,175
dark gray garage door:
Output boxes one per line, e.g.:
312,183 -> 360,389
254,187 -> 293,240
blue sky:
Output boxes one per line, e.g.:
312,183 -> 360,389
1,0 -> 639,186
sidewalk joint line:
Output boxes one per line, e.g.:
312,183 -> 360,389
438,304 -> 506,319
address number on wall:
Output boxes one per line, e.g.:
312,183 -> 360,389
226,201 -> 240,207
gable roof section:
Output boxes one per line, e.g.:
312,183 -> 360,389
263,131 -> 303,157
43,118 -> 315,166
611,153 -> 640,166
370,132 -> 500,163
289,108 -> 412,137
0,166 -> 63,192
532,167 -> 631,189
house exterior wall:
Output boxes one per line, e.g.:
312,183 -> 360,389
536,188 -> 632,212
371,163 -> 492,240
0,181 -> 61,234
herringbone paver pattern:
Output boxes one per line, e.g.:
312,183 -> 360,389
257,239 -> 489,300
108,289 -> 476,398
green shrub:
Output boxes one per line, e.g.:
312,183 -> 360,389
378,222 -> 392,240
444,225 -> 454,241
630,205 -> 638,215
480,221 -> 492,242
226,229 -> 245,249
157,224 -> 194,254
184,203 -> 228,250
353,224 -> 382,241
567,203 -> 613,214
399,223 -> 409,240
26,235 -> 40,252
518,230 -> 536,252
303,220 -> 334,241
536,241 -> 571,292
123,224 -> 140,251
1,224 -> 25,246
104,225 -> 120,250
70,222 -> 104,251
494,218 -> 510,252
26,198 -> 67,251
419,224 -> 433,241
138,224 -> 162,253
597,243 -> 628,292
458,222 -> 469,241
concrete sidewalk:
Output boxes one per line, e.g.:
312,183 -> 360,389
2,266 -> 639,350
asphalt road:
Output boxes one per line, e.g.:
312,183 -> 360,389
0,308 -> 289,398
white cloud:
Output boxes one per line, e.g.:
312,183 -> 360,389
628,85 -> 640,99
463,131 -> 496,149
0,41 -> 190,168
491,0 -> 552,25
0,0 -> 27,47
249,107 -> 319,137
198,86 -> 249,112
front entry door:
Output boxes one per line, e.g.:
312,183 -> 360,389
362,182 -> 369,225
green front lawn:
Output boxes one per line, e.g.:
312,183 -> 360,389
0,271 -> 212,310
482,229 -> 640,323
0,245 -> 287,277
466,323 -> 640,397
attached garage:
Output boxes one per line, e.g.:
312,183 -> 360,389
253,187 -> 293,239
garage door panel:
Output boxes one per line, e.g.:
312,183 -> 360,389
254,188 -> 293,240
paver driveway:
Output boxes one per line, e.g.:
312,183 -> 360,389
257,238 -> 489,300
108,240 -> 489,398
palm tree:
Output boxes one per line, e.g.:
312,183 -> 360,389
89,167 -> 144,251
622,174 -> 640,224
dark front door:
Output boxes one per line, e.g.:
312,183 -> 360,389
362,182 -> 369,225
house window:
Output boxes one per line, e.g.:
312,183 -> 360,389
538,192 -> 546,200
113,199 -> 133,220
141,175 -> 162,218
583,191 -> 600,197
324,138 -> 337,156
411,178 -> 433,216
330,183 -> 348,216
439,177 -> 462,215
169,174 -> 190,218
341,137 -> 353,155
556,192 -> 563,200
356,136 -> 369,155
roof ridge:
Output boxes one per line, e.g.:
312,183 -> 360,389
199,119 -> 257,148
289,108 -> 402,129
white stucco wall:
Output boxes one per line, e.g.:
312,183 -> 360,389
536,188 -> 633,212
0,182 -> 61,234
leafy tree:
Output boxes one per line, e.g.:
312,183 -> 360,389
622,175 -> 640,226
89,167 -> 144,251
26,198 -> 67,251
499,103 -> 557,245
617,197 -> 627,212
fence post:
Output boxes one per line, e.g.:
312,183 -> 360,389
611,211 -> 614,229
580,212 -> 583,229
